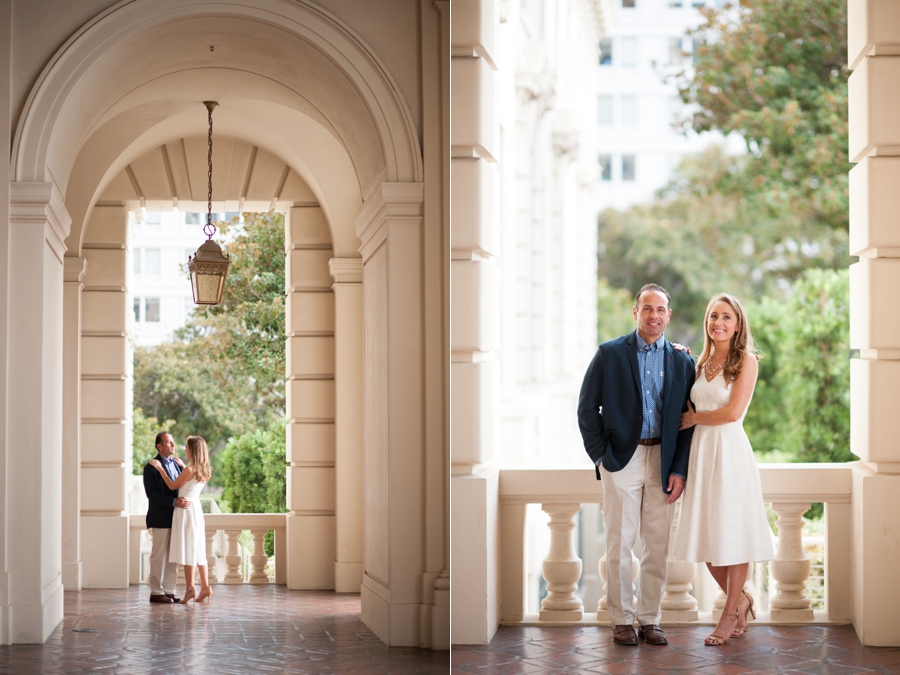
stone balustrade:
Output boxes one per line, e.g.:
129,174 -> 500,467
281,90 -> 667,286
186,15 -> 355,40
129,513 -> 287,585
498,465 -> 852,625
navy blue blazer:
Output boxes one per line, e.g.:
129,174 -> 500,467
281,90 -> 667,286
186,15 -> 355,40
143,453 -> 182,529
577,330 -> 696,491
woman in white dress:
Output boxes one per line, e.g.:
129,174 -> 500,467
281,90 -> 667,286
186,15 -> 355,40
149,435 -> 213,604
674,293 -> 774,645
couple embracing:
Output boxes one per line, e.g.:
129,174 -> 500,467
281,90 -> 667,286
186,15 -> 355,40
578,283 -> 774,647
143,431 -> 213,605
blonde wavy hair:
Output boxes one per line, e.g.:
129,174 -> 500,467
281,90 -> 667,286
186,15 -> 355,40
696,293 -> 759,383
185,436 -> 212,483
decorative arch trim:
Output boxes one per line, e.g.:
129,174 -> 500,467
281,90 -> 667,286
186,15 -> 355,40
11,0 -> 422,190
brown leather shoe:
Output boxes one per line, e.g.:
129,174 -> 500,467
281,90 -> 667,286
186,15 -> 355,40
639,624 -> 668,645
612,624 -> 638,645
165,593 -> 182,603
149,594 -> 173,604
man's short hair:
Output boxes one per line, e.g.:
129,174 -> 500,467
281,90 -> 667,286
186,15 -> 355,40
155,431 -> 171,449
634,283 -> 671,309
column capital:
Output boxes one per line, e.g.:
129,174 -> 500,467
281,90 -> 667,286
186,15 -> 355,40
63,257 -> 87,284
9,180 -> 72,258
355,182 -> 424,260
329,258 -> 363,284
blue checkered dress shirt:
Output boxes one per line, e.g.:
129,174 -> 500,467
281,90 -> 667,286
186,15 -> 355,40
636,333 -> 665,439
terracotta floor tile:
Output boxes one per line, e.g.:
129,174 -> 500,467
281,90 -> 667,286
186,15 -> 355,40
0,587 -> 448,675
788,665 -> 878,675
831,651 -> 900,668
452,624 -> 900,675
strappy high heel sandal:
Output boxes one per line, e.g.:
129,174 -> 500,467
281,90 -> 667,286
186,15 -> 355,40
731,592 -> 756,638
705,609 -> 739,646
179,588 -> 197,605
196,586 -> 213,604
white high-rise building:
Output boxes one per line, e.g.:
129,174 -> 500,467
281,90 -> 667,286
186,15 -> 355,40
595,0 -> 737,210
130,211 -> 240,347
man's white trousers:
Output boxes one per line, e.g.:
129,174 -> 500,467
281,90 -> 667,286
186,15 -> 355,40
600,444 -> 674,626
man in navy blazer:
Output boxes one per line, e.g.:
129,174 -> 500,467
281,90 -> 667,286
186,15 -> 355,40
143,431 -> 190,604
577,284 -> 696,646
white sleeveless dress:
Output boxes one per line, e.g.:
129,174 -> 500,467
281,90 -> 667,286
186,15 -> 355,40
169,478 -> 208,566
673,370 -> 775,566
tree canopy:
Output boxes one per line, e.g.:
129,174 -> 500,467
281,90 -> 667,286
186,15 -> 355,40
679,0 -> 849,240
133,212 -> 286,459
596,0 -> 852,465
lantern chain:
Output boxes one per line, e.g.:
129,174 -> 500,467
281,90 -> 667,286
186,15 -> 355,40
203,101 -> 218,240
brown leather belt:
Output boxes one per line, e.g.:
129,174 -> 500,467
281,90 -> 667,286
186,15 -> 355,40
637,438 -> 661,446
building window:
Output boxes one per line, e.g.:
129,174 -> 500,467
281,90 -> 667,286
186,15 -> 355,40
669,0 -> 682,6
620,37 -> 637,68
184,212 -> 201,225
621,96 -> 638,126
599,154 -> 612,182
622,155 -> 636,181
599,38 -> 612,66
692,0 -> 706,6
622,0 -> 635,6
134,249 -> 142,274
669,37 -> 684,65
144,211 -> 161,225
145,298 -> 161,323
133,297 -> 141,322
598,95 -> 613,124
144,248 -> 161,275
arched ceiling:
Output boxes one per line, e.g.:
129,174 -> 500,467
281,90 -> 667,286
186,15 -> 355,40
13,0 -> 424,258
98,135 -> 318,214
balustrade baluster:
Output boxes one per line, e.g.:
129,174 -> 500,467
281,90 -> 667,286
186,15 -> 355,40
539,503 -> 583,621
206,529 -> 219,584
769,502 -> 814,620
597,549 -> 640,621
249,530 -> 269,583
223,529 -> 244,584
661,501 -> 699,620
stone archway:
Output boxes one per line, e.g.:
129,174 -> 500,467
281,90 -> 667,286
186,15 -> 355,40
5,0 -> 447,649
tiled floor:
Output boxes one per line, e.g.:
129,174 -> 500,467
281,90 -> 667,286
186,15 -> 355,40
451,624 -> 900,674
0,586 -> 448,674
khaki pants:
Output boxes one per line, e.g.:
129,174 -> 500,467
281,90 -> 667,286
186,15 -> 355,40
147,527 -> 178,595
600,444 -> 674,626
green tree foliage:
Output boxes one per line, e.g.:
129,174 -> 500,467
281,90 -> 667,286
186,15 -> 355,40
596,279 -> 638,343
596,0 -> 852,468
132,408 -> 176,475
679,0 -> 850,243
133,212 -> 286,454
217,419 -> 287,555
745,269 -> 851,463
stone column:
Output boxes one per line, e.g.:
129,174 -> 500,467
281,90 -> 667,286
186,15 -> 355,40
6,181 -> 71,642
450,0 -> 501,647
62,257 -> 86,590
284,205 -> 336,590
847,0 -> 900,645
80,204 -> 131,588
357,183 -> 428,646
329,258 -> 363,592
425,0 -> 451,650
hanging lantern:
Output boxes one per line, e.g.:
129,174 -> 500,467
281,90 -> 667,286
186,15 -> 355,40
188,101 -> 230,305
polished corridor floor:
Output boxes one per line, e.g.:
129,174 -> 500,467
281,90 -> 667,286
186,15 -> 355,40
0,586 -> 448,674
451,624 -> 900,674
